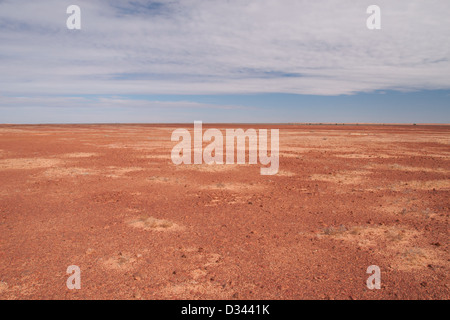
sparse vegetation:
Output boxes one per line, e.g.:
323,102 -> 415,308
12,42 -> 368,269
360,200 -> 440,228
402,247 -> 426,263
140,216 -> 173,229
322,225 -> 348,236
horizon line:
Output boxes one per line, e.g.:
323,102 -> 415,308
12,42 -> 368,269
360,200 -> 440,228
1,122 -> 449,126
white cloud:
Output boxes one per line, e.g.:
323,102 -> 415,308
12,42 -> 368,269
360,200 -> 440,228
0,0 -> 449,97
0,95 -> 243,110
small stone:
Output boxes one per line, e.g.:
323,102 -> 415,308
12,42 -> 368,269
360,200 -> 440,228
0,281 -> 8,293
432,242 -> 441,247
133,274 -> 142,281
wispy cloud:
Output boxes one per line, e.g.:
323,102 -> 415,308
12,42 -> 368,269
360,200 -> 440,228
0,95 -> 243,110
0,0 -> 449,98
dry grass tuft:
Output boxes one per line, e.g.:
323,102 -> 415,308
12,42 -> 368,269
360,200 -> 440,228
322,225 -> 348,236
127,215 -> 180,231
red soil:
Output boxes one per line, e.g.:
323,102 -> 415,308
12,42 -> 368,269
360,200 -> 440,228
0,124 -> 448,299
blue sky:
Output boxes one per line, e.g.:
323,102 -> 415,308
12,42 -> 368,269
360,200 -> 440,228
0,0 -> 449,124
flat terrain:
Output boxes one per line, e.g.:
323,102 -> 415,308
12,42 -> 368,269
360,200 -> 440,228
0,124 -> 448,300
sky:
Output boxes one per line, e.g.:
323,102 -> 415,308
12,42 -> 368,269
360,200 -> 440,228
0,0 -> 449,124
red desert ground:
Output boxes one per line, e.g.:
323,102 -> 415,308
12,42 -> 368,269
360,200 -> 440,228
0,124 -> 448,299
